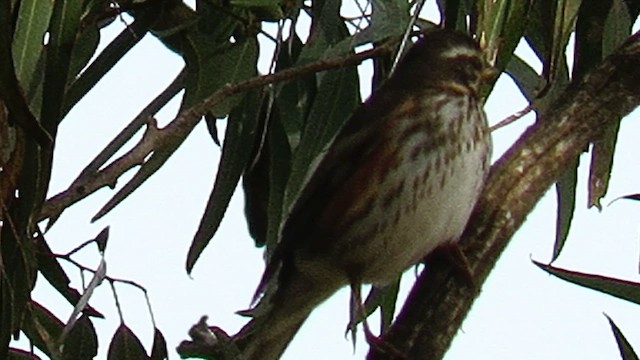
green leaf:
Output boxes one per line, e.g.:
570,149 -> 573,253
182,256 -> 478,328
504,55 -> 543,103
0,219 -> 38,355
284,67 -> 360,209
361,278 -> 400,333
62,315 -> 98,360
322,0 -> 409,58
583,0 -> 630,209
63,13 -> 154,117
264,115 -> 292,250
606,315 -> 639,360
92,147 -> 176,221
22,301 -> 64,357
12,0 -> 53,90
182,36 -> 259,115
297,0 -> 349,64
549,0 -> 582,79
187,90 -> 264,273
603,0 -> 632,57
66,25 -> 99,85
41,0 -> 83,133
476,0 -> 531,92
553,159 -> 577,260
534,261 -> 640,304
107,324 -> 149,360
91,36 -> 260,223
0,0 -> 50,145
274,34 -> 314,150
588,120 -> 619,210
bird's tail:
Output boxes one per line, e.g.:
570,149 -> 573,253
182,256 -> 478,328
234,267 -> 342,360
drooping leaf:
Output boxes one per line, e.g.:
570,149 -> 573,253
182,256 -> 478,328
107,324 -> 149,360
41,0 -> 83,133
187,90 -> 265,273
612,193 -> 640,202
0,217 -> 38,356
534,261 -> 640,304
553,159 -> 578,260
588,121 -> 620,210
504,55 -> 544,103
182,35 -> 259,114
475,0 -> 531,96
63,13 -> 155,117
264,113 -> 293,250
0,0 -> 50,145
66,24 -> 100,85
150,328 -> 168,360
61,315 -> 98,360
284,67 -> 360,209
585,0 -> 631,209
93,39 -> 258,222
606,314 -> 639,360
549,0 -> 582,81
12,0 -> 53,91
274,34 -> 314,151
22,301 -> 64,357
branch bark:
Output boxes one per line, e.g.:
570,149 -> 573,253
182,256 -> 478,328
368,31 -> 640,359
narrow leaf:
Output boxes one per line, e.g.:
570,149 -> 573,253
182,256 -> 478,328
22,301 -> 65,356
605,314 -> 639,360
553,159 -> 578,260
186,91 -> 264,273
63,12 -> 157,117
182,37 -> 259,113
534,261 -> 640,304
12,0 -> 53,89
41,0 -> 83,133
284,67 -> 360,209
0,0 -> 50,145
588,121 -> 620,209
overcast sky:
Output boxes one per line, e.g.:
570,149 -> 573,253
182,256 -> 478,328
13,3 -> 640,359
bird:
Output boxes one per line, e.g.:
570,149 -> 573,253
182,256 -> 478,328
234,28 -> 493,360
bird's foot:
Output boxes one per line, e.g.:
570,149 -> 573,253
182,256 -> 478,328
363,329 -> 407,359
425,243 -> 476,289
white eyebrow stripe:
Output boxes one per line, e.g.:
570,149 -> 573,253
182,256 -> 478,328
440,46 -> 479,59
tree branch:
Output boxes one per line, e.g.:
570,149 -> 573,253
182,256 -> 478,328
368,31 -> 640,359
39,45 -> 392,222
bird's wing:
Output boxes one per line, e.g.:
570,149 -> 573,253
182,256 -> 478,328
251,76 -> 416,302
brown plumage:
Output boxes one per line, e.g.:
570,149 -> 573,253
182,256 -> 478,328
235,29 -> 493,360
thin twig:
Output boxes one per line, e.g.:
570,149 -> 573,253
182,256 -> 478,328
490,103 -> 535,131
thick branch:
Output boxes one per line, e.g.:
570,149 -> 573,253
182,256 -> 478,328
368,31 -> 640,359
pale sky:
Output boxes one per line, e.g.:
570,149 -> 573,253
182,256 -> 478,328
12,2 -> 640,359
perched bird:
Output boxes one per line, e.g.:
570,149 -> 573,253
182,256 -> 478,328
236,28 -> 493,360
